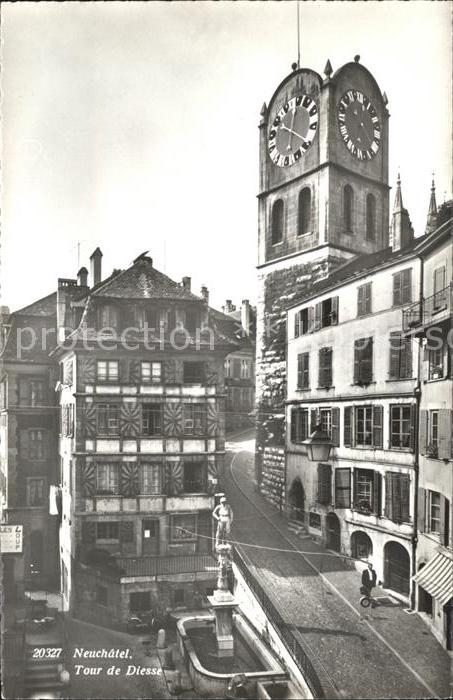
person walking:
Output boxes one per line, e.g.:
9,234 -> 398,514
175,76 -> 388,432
361,562 -> 377,597
213,496 -> 233,548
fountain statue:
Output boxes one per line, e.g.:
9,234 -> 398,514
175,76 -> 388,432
207,540 -> 238,657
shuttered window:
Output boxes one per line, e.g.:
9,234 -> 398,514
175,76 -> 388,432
317,464 -> 332,505
389,332 -> 412,379
318,347 -> 333,388
354,337 -> 373,384
314,297 -> 338,331
335,468 -> 351,508
290,407 -> 309,444
357,283 -> 372,317
437,409 -> 453,460
392,268 -> 412,306
331,407 -> 340,447
385,472 -> 410,523
433,266 -> 447,310
390,404 -> 415,450
297,353 -> 310,390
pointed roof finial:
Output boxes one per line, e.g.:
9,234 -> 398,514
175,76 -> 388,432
324,59 -> 333,78
382,91 -> 388,106
393,171 -> 403,211
428,172 -> 437,217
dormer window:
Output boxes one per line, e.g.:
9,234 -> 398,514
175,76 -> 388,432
99,305 -> 118,330
144,308 -> 160,331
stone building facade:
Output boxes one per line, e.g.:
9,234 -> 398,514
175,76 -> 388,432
54,251 -> 237,624
255,57 -> 390,505
0,296 -> 60,619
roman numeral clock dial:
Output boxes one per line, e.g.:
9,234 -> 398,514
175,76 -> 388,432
338,90 -> 381,160
268,95 -> 318,167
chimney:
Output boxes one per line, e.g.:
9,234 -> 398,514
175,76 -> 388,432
201,286 -> 209,304
241,299 -> 251,336
90,247 -> 103,287
182,276 -> 191,292
391,174 -> 413,252
77,266 -> 88,286
224,299 -> 236,314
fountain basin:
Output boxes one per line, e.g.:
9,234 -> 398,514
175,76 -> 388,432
177,613 -> 287,698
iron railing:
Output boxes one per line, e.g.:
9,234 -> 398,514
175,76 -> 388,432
402,285 -> 452,333
115,553 -> 216,578
233,546 -> 338,699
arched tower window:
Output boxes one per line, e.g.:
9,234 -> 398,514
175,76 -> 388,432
366,193 -> 376,240
298,188 -> 312,236
271,199 -> 284,244
343,185 -> 354,232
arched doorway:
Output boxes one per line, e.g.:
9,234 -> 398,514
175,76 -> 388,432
326,512 -> 341,552
417,563 -> 433,616
384,541 -> 410,596
288,478 -> 305,522
351,531 -> 373,561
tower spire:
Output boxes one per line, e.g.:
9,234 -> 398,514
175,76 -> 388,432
425,173 -> 438,235
393,171 -> 403,211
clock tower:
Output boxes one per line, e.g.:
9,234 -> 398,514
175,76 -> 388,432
255,57 -> 390,506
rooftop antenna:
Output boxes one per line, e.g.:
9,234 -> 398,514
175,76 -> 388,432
297,1 -> 301,69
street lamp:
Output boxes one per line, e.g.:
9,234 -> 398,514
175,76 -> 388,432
302,423 -> 333,462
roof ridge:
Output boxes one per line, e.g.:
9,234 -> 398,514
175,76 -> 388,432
12,291 -> 57,316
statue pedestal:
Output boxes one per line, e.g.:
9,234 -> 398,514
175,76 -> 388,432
207,583 -> 238,657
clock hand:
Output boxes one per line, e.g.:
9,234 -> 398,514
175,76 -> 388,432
287,107 -> 297,151
281,124 -> 305,141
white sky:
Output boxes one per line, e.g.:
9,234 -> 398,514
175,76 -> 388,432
2,1 -> 451,312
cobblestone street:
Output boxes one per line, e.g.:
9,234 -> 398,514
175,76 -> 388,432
63,616 -> 169,700
223,431 -> 452,700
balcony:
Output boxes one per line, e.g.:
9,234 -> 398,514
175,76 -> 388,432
402,285 -> 452,336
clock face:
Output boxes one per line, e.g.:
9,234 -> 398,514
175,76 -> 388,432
338,90 -> 381,160
268,94 -> 318,167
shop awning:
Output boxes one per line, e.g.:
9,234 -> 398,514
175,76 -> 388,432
413,551 -> 453,606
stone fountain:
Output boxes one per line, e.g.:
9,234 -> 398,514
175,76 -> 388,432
207,543 -> 238,657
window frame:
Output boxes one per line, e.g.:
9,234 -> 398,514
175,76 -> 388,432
183,403 -> 207,436
297,353 -> 310,390
27,477 -> 46,507
290,407 -> 309,444
389,404 -> 413,450
343,184 -> 354,233
183,461 -> 206,493
96,521 -> 120,540
142,403 -> 163,437
357,282 -> 372,317
95,463 -> 120,496
428,346 -> 444,380
183,361 -> 204,385
298,187 -> 312,236
427,490 -> 441,534
29,429 -> 45,460
96,360 -> 119,383
366,193 -> 376,240
97,403 -> 120,436
318,347 -> 333,388
392,268 -> 412,307
170,513 -> 197,542
140,462 -> 161,495
353,337 -> 373,385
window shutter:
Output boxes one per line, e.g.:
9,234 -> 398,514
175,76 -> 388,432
335,468 -> 351,508
307,306 -> 314,333
294,312 -> 300,338
357,286 -> 364,316
417,487 -> 426,532
18,379 -> 30,406
365,283 -> 372,313
373,405 -> 383,448
290,408 -> 297,443
354,340 -> 360,383
331,407 -> 340,447
344,407 -> 352,446
419,410 -> 428,455
441,496 -> 449,547
297,355 -> 303,389
409,404 -> 416,452
373,472 -> 382,516
363,338 -> 373,383
438,409 -> 452,460
331,296 -> 339,325
389,332 -> 401,379
310,408 -> 318,433
314,302 -> 322,331
400,475 -> 410,523
401,337 -> 412,379
385,473 -> 394,520
352,468 -> 358,507
402,269 -> 412,304
318,464 -> 332,504
393,272 -> 402,306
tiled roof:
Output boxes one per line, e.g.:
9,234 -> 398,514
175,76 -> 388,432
289,240 -> 422,309
91,256 -> 202,302
13,292 -> 57,317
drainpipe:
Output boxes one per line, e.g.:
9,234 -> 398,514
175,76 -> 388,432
411,379 -> 421,611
